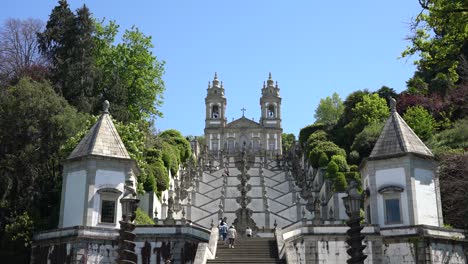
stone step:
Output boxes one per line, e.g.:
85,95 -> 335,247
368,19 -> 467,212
209,237 -> 283,264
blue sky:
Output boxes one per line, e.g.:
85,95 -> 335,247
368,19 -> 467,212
1,1 -> 422,137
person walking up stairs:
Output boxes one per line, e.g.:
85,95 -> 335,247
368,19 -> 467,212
207,237 -> 285,264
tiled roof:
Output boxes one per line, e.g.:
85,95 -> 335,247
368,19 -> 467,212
369,106 -> 433,160
68,110 -> 130,160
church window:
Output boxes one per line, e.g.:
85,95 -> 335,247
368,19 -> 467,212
384,197 -> 402,224
268,139 -> 275,151
227,140 -> 235,153
98,188 -> 121,224
267,105 -> 275,118
101,200 -> 116,223
253,140 -> 260,151
212,105 -> 219,119
212,140 -> 218,151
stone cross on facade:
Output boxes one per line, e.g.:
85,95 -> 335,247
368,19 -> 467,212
241,107 -> 246,117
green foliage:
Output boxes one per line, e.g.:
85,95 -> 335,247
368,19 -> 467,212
5,212 -> 33,247
318,152 -> 329,168
428,118 -> 468,155
298,123 -> 326,147
402,0 -> 468,92
308,141 -> 346,168
282,133 -> 296,153
351,122 -> 385,163
113,120 -> 149,193
135,207 -> 154,225
376,86 -> 398,104
330,155 -> 349,172
158,129 -> 192,164
348,150 -> 360,165
403,105 -> 436,141
326,160 -> 339,180
38,2 -> 97,113
334,172 -> 348,192
314,92 -> 344,126
304,130 -> 328,156
345,171 -> 362,191
0,78 -> 87,261
331,90 -> 371,151
351,93 -> 389,128
438,153 -> 468,229
144,148 -> 166,193
349,165 -> 359,172
94,21 -> 165,122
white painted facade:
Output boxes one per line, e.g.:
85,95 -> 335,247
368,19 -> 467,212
92,169 -> 126,228
62,170 -> 86,227
375,168 -> 409,227
414,168 -> 439,226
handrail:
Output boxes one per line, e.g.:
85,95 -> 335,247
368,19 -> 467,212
193,226 -> 219,264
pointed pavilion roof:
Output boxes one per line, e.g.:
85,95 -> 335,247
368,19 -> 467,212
368,98 -> 433,160
67,101 -> 131,160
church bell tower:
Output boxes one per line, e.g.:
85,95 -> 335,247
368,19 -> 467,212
260,72 -> 282,128
205,72 -> 227,128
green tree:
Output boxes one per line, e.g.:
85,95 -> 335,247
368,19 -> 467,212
38,1 -> 97,113
0,78 -> 87,261
308,141 -> 346,168
334,172 -> 348,192
314,92 -> 344,126
329,155 -> 349,173
403,105 -> 436,142
135,208 -> 154,225
318,152 -> 329,168
438,153 -> 468,229
402,0 -> 468,94
282,133 -> 296,153
428,117 -> 468,155
351,122 -> 385,163
376,86 -> 398,104
94,21 -> 165,122
351,93 -> 389,128
326,160 -> 339,181
331,90 -> 370,151
304,130 -> 328,156
298,123 -> 326,147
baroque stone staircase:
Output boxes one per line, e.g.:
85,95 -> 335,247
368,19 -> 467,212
207,237 -> 285,264
188,153 -> 313,230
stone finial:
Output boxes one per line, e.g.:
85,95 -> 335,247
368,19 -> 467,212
208,81 -> 211,89
221,81 -> 224,88
263,81 -> 266,88
103,100 -> 110,113
267,72 -> 274,87
389,97 -> 397,112
212,72 -> 220,87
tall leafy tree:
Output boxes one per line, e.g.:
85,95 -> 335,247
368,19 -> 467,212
282,133 -> 296,153
0,78 -> 87,262
314,92 -> 344,126
38,1 -> 97,113
403,105 -> 436,141
402,0 -> 468,95
94,21 -> 165,123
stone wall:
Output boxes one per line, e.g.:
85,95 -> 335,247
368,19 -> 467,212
277,224 -> 467,264
31,225 -> 210,264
